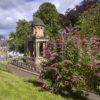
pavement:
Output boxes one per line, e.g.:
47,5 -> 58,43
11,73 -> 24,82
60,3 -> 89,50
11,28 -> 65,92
87,92 -> 100,100
6,64 -> 39,78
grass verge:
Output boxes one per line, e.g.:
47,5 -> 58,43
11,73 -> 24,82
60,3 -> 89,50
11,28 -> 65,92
0,68 -> 73,100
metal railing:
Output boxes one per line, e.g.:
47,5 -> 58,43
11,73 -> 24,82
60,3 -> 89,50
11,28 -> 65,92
11,59 -> 42,75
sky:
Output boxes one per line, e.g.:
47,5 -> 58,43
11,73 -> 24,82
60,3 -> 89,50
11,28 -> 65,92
0,0 -> 83,37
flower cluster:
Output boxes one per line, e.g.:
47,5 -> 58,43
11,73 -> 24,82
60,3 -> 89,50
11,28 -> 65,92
82,38 -> 88,45
55,37 -> 64,47
63,60 -> 73,65
71,75 -> 80,82
41,27 -> 99,93
91,37 -> 100,49
51,63 -> 57,68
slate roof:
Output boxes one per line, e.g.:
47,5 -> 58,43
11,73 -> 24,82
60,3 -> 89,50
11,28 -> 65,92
32,17 -> 45,27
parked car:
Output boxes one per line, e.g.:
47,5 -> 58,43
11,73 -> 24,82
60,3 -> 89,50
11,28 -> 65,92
8,51 -> 24,58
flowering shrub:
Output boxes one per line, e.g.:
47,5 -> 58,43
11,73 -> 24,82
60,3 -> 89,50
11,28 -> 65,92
41,28 -> 100,94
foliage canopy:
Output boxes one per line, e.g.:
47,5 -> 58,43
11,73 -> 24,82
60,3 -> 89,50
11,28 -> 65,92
78,3 -> 100,36
9,20 -> 32,53
34,2 -> 61,37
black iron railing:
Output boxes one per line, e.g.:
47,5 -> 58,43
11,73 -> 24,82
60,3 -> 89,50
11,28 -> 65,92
11,59 -> 42,75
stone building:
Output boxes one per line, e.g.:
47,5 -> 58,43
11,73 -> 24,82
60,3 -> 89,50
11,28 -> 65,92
27,17 -> 49,64
0,35 -> 8,60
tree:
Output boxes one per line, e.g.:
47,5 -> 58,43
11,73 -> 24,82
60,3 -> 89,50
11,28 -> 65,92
60,0 -> 99,27
16,20 -> 32,53
16,20 -> 32,38
8,20 -> 32,53
8,32 -> 17,51
34,2 -> 61,37
78,3 -> 100,36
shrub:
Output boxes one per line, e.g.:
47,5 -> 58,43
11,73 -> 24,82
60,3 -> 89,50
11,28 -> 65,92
41,28 -> 99,94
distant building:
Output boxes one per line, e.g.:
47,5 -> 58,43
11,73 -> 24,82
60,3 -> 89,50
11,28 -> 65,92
0,35 -> 8,60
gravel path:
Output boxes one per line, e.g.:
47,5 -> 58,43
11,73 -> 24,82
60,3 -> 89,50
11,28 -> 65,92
6,64 -> 39,78
87,92 -> 100,100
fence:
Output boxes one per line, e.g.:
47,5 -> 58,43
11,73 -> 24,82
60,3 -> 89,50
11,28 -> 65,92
11,60 -> 42,75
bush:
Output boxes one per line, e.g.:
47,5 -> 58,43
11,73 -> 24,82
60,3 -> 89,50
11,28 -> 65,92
41,29 -> 99,94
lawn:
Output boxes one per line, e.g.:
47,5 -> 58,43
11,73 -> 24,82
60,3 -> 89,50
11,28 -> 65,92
0,60 -> 8,65
0,68 -> 73,100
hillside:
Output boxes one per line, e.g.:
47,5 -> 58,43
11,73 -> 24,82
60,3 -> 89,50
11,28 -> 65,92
0,67 -> 72,100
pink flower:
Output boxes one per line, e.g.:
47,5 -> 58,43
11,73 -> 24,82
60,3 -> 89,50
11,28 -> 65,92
79,53 -> 83,58
95,41 -> 100,45
86,47 -> 91,51
45,49 -> 52,58
63,32 -> 68,38
56,37 -> 64,47
87,63 -> 96,69
71,75 -> 80,82
63,60 -> 72,64
56,74 -> 61,81
97,73 -> 100,76
51,63 -> 57,68
76,64 -> 81,68
82,38 -> 88,45
51,52 -> 58,57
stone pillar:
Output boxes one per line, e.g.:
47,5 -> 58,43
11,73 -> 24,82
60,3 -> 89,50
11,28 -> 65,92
35,42 -> 38,57
43,42 -> 46,57
38,42 -> 40,57
36,42 -> 40,58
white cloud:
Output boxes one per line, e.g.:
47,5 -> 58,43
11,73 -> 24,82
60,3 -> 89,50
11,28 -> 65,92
0,0 -> 83,37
